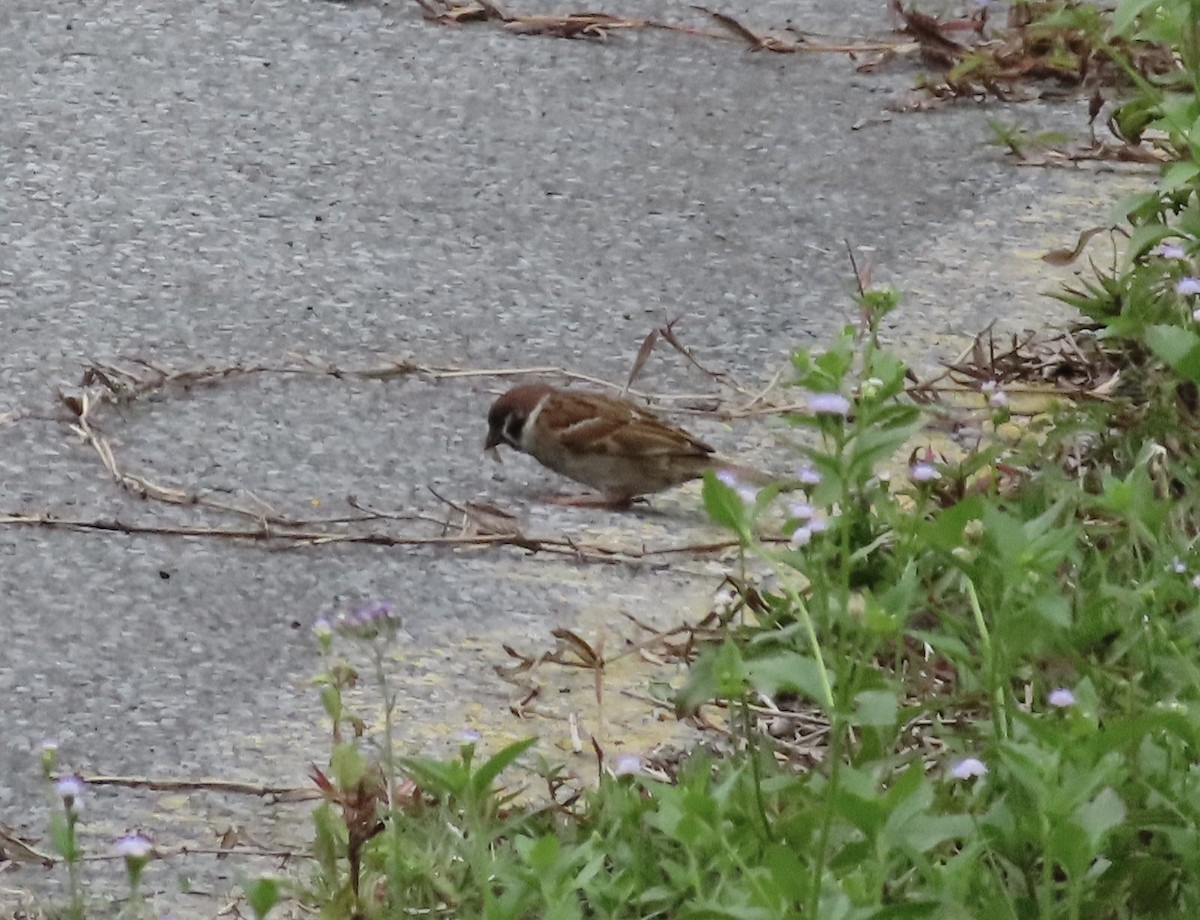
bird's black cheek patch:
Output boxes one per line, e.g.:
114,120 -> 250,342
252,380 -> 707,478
504,414 -> 525,445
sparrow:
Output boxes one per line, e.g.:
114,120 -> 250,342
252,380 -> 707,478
484,383 -> 767,507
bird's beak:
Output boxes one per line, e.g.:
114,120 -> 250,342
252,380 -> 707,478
484,428 -> 503,458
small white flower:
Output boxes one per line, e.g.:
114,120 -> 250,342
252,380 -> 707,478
715,470 -> 740,488
1171,559 -> 1187,574
1192,574 -> 1200,590
789,526 -> 812,548
1047,688 -> 1076,708
950,757 -> 988,780
808,392 -> 852,416
988,390 -> 1009,409
459,728 -> 482,743
1193,307 -> 1200,323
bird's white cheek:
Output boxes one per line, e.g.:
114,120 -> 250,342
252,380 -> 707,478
519,399 -> 549,453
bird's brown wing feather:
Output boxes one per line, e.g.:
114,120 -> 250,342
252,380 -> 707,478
553,393 -> 715,458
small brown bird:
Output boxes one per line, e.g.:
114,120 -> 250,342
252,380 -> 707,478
485,384 -> 765,507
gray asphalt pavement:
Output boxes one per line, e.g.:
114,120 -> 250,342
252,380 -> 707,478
0,0 -> 1134,914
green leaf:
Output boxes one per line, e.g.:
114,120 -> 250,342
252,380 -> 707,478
244,877 -> 282,919
470,736 -> 539,799
763,843 -> 810,903
1123,222 -> 1174,263
329,742 -> 368,790
922,496 -> 987,554
867,902 -> 946,920
1032,594 -> 1072,628
1145,324 -> 1200,383
744,651 -> 829,704
832,788 -> 887,838
1160,160 -> 1200,192
1075,787 -> 1126,847
1048,818 -> 1092,879
675,648 -> 722,716
319,685 -> 341,722
712,638 -> 749,699
850,689 -> 898,728
702,473 -> 750,540
397,754 -> 468,798
1110,0 -> 1170,37
524,832 -> 560,872
890,813 -> 974,856
310,802 -> 344,880
48,812 -> 76,861
847,418 -> 926,482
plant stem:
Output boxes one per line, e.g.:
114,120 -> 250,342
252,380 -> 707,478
964,576 -> 1008,741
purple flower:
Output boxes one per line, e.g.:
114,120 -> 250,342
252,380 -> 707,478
910,462 -> 941,483
715,470 -> 740,488
808,392 -> 852,416
459,728 -> 482,743
789,526 -> 812,548
613,753 -> 643,777
55,775 -> 86,803
335,601 -> 401,638
1171,559 -> 1187,574
312,617 -> 333,638
1047,688 -> 1076,708
988,389 -> 1009,409
1176,276 -> 1200,297
1155,243 -> 1186,260
789,502 -> 815,521
949,757 -> 988,780
807,514 -> 830,534
115,834 -> 154,860
795,464 -> 821,486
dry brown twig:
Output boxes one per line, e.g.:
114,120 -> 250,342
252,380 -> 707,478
12,317 -> 1107,562
71,772 -> 309,799
412,0 -> 902,55
25,351 -> 792,562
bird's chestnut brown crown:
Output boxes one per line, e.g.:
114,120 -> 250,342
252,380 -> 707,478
485,384 -> 554,450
